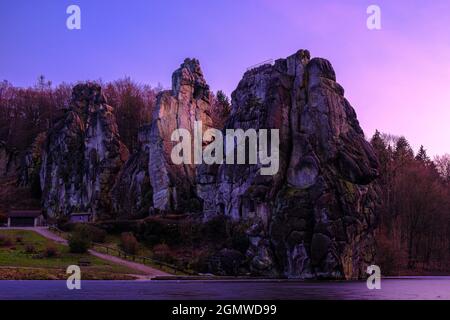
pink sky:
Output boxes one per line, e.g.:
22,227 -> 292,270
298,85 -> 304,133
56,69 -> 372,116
261,0 -> 450,157
0,0 -> 448,156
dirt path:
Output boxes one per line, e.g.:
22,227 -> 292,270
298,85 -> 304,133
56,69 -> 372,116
87,250 -> 168,277
2,227 -> 170,278
32,227 -> 68,245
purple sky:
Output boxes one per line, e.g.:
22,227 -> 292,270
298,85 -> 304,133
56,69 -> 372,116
0,0 -> 449,156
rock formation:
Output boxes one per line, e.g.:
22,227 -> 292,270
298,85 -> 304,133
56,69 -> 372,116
111,125 -> 153,218
111,59 -> 231,215
0,140 -> 19,178
148,58 -> 214,212
17,132 -> 46,193
40,83 -> 128,218
35,51 -> 380,279
198,50 -> 380,279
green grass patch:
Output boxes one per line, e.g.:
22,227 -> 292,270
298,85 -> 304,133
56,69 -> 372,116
0,230 -> 143,277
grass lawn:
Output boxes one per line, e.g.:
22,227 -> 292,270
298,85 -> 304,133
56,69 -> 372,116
0,230 -> 143,280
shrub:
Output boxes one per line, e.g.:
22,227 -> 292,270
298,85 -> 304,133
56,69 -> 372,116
24,244 -> 36,254
136,218 -> 181,246
229,224 -> 250,254
68,228 -> 92,254
230,232 -> 249,254
188,249 -> 212,273
59,222 -> 77,232
209,248 -> 245,276
205,215 -> 229,242
72,224 -> 91,239
16,236 -> 23,244
0,235 -> 13,247
120,232 -> 139,255
56,216 -> 70,230
179,219 -> 203,246
43,244 -> 58,258
152,243 -> 172,262
94,220 -> 139,234
74,224 -> 106,243
89,226 -> 107,243
68,235 -> 91,253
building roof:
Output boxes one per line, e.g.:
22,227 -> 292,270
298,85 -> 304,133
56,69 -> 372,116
70,212 -> 92,216
7,210 -> 42,218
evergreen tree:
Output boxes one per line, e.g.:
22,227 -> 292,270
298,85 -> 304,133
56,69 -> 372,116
211,90 -> 231,129
394,136 -> 414,164
415,145 -> 430,164
216,90 -> 230,110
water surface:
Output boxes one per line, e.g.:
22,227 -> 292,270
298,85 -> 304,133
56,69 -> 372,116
0,277 -> 448,300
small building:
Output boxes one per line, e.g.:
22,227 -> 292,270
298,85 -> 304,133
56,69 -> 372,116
69,212 -> 92,223
7,210 -> 44,227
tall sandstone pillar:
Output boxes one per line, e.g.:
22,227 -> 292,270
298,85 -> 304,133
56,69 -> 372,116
148,59 -> 214,212
40,83 -> 128,219
198,50 -> 380,279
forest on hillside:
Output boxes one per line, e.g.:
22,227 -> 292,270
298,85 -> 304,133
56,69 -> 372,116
370,132 -> 450,274
0,77 -> 449,275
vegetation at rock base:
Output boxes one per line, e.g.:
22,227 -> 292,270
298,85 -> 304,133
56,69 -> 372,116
132,215 -> 250,274
67,224 -> 107,253
0,213 -> 7,225
68,227 -> 92,254
0,230 -> 143,280
119,232 -> 139,255
43,244 -> 58,258
80,215 -> 250,275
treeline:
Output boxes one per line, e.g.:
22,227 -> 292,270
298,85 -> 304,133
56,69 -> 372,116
0,76 -> 230,153
371,131 -> 450,274
0,77 -> 71,155
0,76 -> 159,153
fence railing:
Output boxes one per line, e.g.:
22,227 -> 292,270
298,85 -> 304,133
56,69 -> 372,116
246,59 -> 274,72
91,242 -> 196,275
49,225 -> 196,276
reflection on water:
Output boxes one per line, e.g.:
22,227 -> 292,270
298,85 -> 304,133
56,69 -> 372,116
0,277 -> 449,300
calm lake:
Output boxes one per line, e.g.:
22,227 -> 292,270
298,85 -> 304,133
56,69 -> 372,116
0,277 -> 449,300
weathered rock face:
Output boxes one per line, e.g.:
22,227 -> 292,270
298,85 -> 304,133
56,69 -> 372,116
0,140 -> 19,178
148,58 -> 214,212
198,50 -> 380,279
111,125 -> 153,218
17,132 -> 47,194
40,83 -> 128,218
